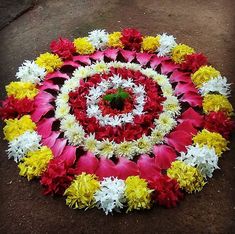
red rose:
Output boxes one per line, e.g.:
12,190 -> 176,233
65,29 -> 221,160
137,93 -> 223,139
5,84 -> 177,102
50,37 -> 76,59
120,28 -> 143,51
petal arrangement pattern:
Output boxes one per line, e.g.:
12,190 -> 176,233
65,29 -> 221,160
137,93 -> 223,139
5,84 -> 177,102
0,28 -> 234,214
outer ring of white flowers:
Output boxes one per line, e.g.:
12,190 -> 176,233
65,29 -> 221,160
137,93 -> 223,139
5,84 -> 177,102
55,61 -> 180,159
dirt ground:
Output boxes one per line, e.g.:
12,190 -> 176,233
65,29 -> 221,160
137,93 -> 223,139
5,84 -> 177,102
0,0 -> 235,233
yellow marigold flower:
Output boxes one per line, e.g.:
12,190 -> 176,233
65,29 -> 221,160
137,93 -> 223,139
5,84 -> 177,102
3,115 -> 36,141
124,176 -> 152,212
141,36 -> 160,53
64,173 -> 100,209
203,94 -> 233,114
193,129 -> 229,156
6,81 -> 38,99
35,52 -> 63,73
18,146 -> 53,180
73,37 -> 95,55
171,44 -> 195,64
167,161 -> 206,193
107,32 -> 124,48
191,66 -> 220,88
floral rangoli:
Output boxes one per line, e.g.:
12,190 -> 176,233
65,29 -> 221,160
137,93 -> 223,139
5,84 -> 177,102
1,28 -> 234,214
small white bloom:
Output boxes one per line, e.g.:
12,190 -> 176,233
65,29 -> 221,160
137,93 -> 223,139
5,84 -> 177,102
7,131 -> 41,162
150,129 -> 165,144
87,105 -> 102,117
94,177 -> 126,215
155,113 -> 177,133
83,134 -> 98,153
115,141 -> 137,159
63,123 -> 85,145
16,60 -> 46,84
88,29 -> 109,50
72,67 -> 92,80
177,144 -> 219,178
163,96 -> 181,116
199,76 -> 231,97
157,33 -> 177,57
55,105 -> 70,119
135,135 -> 153,154
97,140 -> 115,158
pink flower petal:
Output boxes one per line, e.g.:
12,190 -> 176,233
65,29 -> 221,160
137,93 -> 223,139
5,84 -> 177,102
34,91 -> 55,105
36,118 -> 55,138
39,81 -> 59,91
153,145 -> 176,170
174,121 -> 197,136
73,55 -> 91,65
95,157 -> 118,180
119,49 -> 136,62
104,48 -> 119,60
31,104 -> 54,122
137,154 -> 161,181
51,138 -> 67,158
174,82 -> 198,96
90,51 -> 104,61
115,157 -> 139,180
62,60 -> 80,68
180,91 -> 202,107
45,71 -> 69,81
161,61 -> 180,74
169,70 -> 191,83
136,52 -> 152,66
150,55 -> 169,69
59,145 -> 77,166
165,130 -> 192,153
42,131 -> 60,148
178,107 -> 204,128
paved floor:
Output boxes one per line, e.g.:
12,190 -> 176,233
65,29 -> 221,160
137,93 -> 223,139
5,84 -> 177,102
0,0 -> 235,233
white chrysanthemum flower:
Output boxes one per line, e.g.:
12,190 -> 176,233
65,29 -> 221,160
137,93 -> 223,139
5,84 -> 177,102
72,66 -> 93,80
163,96 -> 181,116
60,114 -> 77,131
115,141 -> 137,159
110,74 -> 123,88
16,60 -> 46,84
157,33 -> 177,57
91,61 -> 108,73
60,78 -> 79,93
141,68 -> 157,77
199,76 -> 231,97
7,131 -> 41,162
63,123 -> 85,145
108,61 -> 123,68
97,140 -> 115,158
177,144 -> 219,178
55,105 -> 70,119
150,129 -> 165,144
155,113 -> 177,133
83,134 -> 98,153
135,135 -> 153,154
125,62 -> 140,71
55,93 -> 69,107
87,104 -> 102,117
88,29 -> 109,50
94,177 -> 126,215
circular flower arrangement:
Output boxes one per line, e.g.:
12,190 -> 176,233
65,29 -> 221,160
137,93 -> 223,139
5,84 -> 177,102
1,28 -> 234,214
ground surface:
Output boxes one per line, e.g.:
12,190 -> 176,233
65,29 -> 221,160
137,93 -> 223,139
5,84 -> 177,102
0,0 -> 235,233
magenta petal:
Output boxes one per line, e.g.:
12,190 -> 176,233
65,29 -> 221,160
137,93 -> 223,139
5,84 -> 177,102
169,70 -> 191,83
174,82 -> 198,96
136,52 -> 152,66
34,91 -> 55,104
59,145 -> 76,166
74,152 -> 99,175
137,155 -> 161,181
95,157 -> 118,180
119,49 -> 136,62
45,71 -> 69,81
104,48 -> 119,60
73,55 -> 91,65
39,81 -> 59,91
161,61 -> 180,74
178,107 -> 204,128
153,145 -> 176,170
51,138 -> 67,158
165,130 -> 192,153
62,60 -> 80,68
42,131 -> 60,148
90,51 -> 104,61
150,55 -> 168,69
174,121 -> 197,136
36,118 -> 55,138
115,157 -> 139,180
31,104 -> 54,122
180,91 -> 202,107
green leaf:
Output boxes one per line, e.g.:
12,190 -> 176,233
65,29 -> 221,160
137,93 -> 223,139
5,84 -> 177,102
103,93 -> 115,102
119,91 -> 129,99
